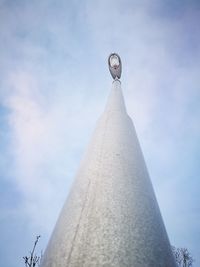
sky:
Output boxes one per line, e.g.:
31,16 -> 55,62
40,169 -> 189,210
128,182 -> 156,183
0,0 -> 200,266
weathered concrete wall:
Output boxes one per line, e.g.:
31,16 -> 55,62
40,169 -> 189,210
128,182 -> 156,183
41,80 -> 176,267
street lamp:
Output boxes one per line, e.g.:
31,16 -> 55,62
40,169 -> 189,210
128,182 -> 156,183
108,53 -> 122,80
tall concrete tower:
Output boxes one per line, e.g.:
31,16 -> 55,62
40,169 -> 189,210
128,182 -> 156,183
41,54 -> 176,267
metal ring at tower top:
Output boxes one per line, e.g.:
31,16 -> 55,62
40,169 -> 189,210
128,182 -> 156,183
108,53 -> 122,80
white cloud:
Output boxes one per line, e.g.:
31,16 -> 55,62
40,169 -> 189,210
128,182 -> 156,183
2,68 -> 104,233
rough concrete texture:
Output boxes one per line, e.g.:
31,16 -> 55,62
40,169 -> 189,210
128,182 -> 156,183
41,80 -> 177,267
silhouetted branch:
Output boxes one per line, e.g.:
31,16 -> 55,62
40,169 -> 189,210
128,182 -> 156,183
172,246 -> 194,267
23,236 -> 42,267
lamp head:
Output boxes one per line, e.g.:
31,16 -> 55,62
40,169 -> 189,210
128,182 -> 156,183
108,53 -> 122,80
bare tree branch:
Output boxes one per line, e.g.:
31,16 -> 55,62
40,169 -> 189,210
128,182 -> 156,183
23,236 -> 42,267
172,246 -> 194,267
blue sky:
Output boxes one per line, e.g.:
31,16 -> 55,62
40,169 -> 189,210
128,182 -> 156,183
0,0 -> 200,266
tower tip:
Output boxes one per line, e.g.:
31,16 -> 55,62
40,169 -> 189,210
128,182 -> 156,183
108,53 -> 122,80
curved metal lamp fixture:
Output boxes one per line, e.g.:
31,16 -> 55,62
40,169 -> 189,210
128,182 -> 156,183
108,53 -> 122,80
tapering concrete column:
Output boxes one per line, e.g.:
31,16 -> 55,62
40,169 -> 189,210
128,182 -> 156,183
41,62 -> 176,267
